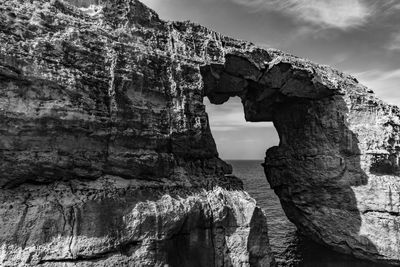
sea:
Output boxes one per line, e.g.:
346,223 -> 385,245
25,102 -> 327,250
228,160 -> 389,267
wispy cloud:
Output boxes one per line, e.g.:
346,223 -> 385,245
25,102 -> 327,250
204,98 -> 274,131
353,68 -> 400,106
355,69 -> 400,84
386,32 -> 400,51
381,0 -> 400,13
230,0 -> 373,30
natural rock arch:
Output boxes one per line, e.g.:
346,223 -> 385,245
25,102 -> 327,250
202,53 -> 400,264
1,0 -> 400,265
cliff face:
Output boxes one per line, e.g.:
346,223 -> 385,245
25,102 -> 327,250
0,0 -> 274,266
2,0 -> 400,266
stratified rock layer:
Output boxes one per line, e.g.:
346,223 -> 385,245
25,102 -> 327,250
0,1 -> 275,266
0,177 -> 272,267
2,0 -> 400,266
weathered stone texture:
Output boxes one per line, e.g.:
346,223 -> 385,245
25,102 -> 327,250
3,0 -> 400,265
0,0 -> 275,266
0,177 -> 273,266
203,39 -> 400,265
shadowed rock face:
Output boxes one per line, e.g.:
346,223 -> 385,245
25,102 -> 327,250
1,0 -> 399,266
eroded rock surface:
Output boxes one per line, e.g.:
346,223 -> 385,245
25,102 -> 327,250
0,177 -> 272,267
0,0 -> 275,266
2,0 -> 400,266
203,36 -> 400,265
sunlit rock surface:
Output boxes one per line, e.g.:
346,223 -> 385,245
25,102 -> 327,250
0,177 -> 272,266
0,0 -> 274,266
2,0 -> 400,265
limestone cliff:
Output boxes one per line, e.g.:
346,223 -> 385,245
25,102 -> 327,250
0,0 -> 274,266
2,0 -> 400,266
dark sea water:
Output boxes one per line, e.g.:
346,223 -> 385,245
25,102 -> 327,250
228,160 -> 389,267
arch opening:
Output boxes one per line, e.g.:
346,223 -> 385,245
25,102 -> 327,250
204,96 -> 279,160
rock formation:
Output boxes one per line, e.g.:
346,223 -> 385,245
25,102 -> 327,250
0,0 -> 274,266
2,0 -> 400,266
202,30 -> 400,266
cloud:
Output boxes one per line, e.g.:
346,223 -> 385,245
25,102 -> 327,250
355,69 -> 400,84
204,97 -> 274,131
381,0 -> 400,13
230,0 -> 373,30
211,126 -> 279,159
353,68 -> 400,106
386,32 -> 400,51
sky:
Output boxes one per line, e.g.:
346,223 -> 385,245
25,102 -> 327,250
142,0 -> 400,160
